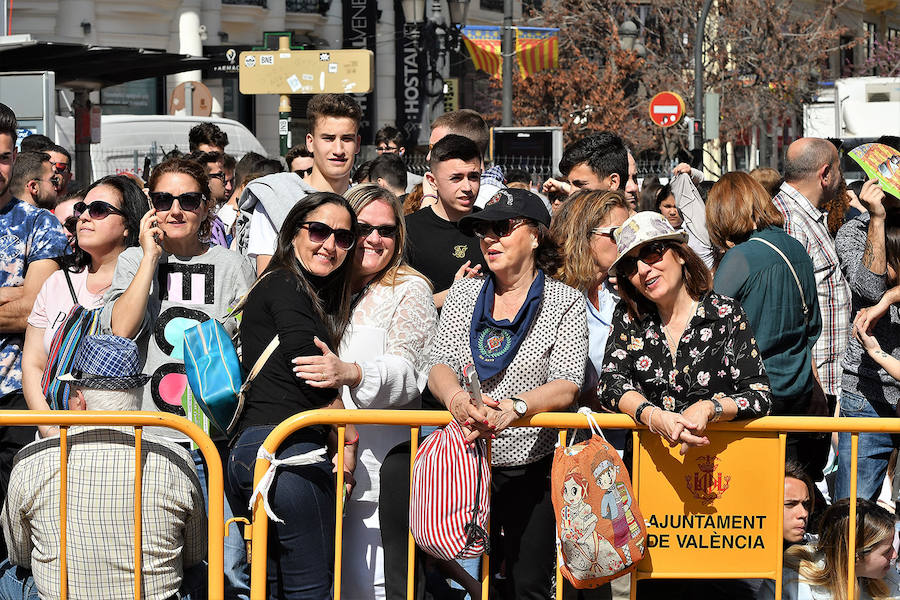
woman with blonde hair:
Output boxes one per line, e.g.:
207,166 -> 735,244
707,171 -> 826,483
551,189 -> 632,408
759,498 -> 899,599
291,184 -> 438,600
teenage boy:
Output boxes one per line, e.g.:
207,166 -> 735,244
245,93 -> 361,274
405,134 -> 485,309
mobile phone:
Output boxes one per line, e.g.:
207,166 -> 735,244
462,363 -> 484,409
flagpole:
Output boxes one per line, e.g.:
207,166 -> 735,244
501,0 -> 513,126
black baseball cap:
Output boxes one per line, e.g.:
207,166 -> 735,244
458,188 -> 551,236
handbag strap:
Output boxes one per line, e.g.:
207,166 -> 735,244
461,440 -> 491,556
62,269 -> 78,304
243,335 -> 280,388
226,271 -> 273,320
748,237 -> 808,319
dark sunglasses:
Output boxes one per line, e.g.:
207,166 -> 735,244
300,221 -> 355,250
472,218 -> 530,239
619,241 -> 671,276
51,162 -> 70,174
208,172 -> 226,182
358,223 -> 398,239
73,200 -> 126,220
149,191 -> 206,212
294,167 -> 313,178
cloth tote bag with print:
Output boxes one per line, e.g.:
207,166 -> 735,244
551,411 -> 647,588
409,420 -> 491,561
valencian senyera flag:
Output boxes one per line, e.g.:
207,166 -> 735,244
461,26 -> 559,79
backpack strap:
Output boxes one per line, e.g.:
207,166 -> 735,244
62,269 -> 78,304
747,237 -> 808,320
461,440 -> 491,556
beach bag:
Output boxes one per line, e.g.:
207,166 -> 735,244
41,272 -> 102,410
183,276 -> 277,436
551,410 -> 646,588
409,420 -> 491,561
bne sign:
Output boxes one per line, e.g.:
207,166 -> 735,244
636,431 -> 781,579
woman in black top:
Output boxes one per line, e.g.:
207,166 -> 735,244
226,192 -> 359,600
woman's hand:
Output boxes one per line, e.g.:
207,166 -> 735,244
449,390 -> 492,443
452,260 -> 482,282
292,337 -> 359,388
332,440 -> 357,498
648,408 -> 709,455
139,208 -> 163,260
855,317 -> 883,355
482,397 -> 518,435
677,401 -> 714,455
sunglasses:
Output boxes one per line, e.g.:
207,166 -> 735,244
358,223 -> 398,239
591,225 -> 618,240
208,172 -> 226,182
472,218 -> 531,239
34,175 -> 61,187
376,145 -> 399,153
73,200 -> 126,220
149,191 -> 206,212
294,167 -> 313,178
51,162 -> 70,174
300,221 -> 355,250
619,241 -> 671,276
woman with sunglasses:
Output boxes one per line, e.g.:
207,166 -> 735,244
290,184 -> 437,600
22,175 -> 145,437
226,192 -> 359,600
428,188 -> 587,597
759,498 -> 899,600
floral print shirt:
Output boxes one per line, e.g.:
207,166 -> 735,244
598,292 -> 772,419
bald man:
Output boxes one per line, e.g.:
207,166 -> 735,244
771,138 -> 850,486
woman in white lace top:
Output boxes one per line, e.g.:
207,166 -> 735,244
292,184 -> 438,600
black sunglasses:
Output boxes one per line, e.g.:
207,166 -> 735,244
294,167 -> 313,178
208,172 -> 226,182
300,221 -> 355,250
73,200 -> 126,220
472,218 -> 530,239
619,241 -> 671,276
358,223 -> 398,239
149,191 -> 206,212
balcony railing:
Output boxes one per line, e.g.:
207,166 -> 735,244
222,0 -> 267,7
287,0 -> 323,12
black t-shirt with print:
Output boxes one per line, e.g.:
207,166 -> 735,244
404,206 -> 485,294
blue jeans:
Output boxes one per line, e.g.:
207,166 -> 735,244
0,558 -> 206,600
835,390 -> 900,501
226,426 -> 335,600
190,444 -> 250,599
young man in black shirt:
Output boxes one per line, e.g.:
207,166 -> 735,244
405,134 -> 485,309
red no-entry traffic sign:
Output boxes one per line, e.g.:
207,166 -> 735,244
649,91 -> 685,128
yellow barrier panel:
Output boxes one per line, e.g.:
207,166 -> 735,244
0,411 -> 224,599
249,410 -> 889,600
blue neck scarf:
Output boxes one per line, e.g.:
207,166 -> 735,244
469,270 -> 545,380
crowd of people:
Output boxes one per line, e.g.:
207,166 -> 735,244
0,91 -> 899,600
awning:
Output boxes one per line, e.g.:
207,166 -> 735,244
0,35 -> 227,89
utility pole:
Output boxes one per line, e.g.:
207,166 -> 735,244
693,0 -> 714,152
501,0 -> 513,126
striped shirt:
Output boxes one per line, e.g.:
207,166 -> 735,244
772,182 -> 851,397
1,426 -> 206,600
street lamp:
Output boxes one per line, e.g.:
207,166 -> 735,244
619,20 -> 638,52
401,0 -> 426,24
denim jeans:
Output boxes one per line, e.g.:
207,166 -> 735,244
835,390 -> 900,501
226,426 -> 335,600
0,558 -> 206,600
190,443 -> 250,599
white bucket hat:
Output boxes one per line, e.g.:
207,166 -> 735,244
609,211 -> 688,275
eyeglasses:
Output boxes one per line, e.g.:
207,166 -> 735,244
73,200 -> 126,220
294,167 -> 313,178
591,225 -> 618,240
300,221 -> 355,250
51,162 -> 70,174
358,223 -> 398,239
34,176 -> 61,187
149,191 -> 206,212
472,218 -> 531,239
618,241 -> 671,276
208,172 -> 226,182
376,145 -> 399,153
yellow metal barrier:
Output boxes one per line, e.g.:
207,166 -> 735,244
248,410 -> 890,600
0,411 -> 224,599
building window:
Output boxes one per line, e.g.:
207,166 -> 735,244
866,21 -> 877,59
888,27 -> 900,41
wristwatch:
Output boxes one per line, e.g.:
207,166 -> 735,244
709,398 -> 723,422
512,397 -> 528,418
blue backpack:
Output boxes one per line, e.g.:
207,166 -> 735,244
183,279 -> 279,435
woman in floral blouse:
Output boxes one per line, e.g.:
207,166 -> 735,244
598,212 -> 772,456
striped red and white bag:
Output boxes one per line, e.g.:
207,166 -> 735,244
409,420 -> 491,561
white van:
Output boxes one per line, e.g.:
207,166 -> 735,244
54,114 -> 268,180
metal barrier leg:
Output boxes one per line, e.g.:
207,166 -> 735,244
59,427 -> 68,600
555,431 -> 566,600
481,441 -> 492,600
848,433 -> 859,599
776,433 -> 786,600
334,426 -> 346,600
407,427 -> 419,600
134,427 -> 143,599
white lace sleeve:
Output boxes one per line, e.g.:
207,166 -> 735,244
349,277 -> 438,409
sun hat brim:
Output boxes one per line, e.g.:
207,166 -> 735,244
609,230 -> 689,275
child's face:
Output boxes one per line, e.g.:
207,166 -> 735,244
596,469 -> 615,489
563,480 -> 583,505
